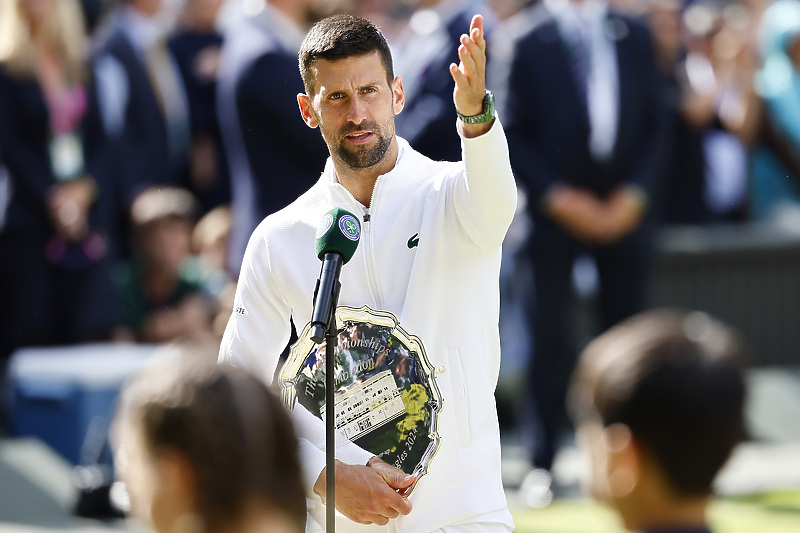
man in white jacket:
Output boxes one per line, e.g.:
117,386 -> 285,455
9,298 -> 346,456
219,12 -> 517,532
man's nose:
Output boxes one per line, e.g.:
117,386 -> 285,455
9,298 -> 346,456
347,96 -> 367,123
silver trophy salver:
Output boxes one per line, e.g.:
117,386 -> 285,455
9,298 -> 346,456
279,305 -> 443,493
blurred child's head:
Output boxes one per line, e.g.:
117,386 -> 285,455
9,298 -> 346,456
113,353 -> 306,533
131,187 -> 198,271
191,205 -> 231,272
569,309 -> 746,531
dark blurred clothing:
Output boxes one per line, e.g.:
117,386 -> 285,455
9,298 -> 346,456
395,7 -> 473,162
92,8 -> 191,208
217,7 -> 327,272
170,30 -> 223,138
506,9 -> 665,207
0,63 -> 118,359
524,216 -> 656,469
656,49 -> 749,225
169,29 -> 231,214
658,67 -> 711,225
114,257 -> 204,338
505,1 -> 666,471
79,0 -> 105,34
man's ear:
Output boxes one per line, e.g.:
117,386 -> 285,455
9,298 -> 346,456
392,76 -> 405,115
604,423 -> 640,499
297,93 -> 319,128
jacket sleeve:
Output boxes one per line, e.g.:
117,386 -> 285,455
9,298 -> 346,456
218,226 -> 293,380
453,117 -> 518,251
294,402 -> 374,492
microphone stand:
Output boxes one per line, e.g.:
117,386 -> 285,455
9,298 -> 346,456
324,281 -> 340,533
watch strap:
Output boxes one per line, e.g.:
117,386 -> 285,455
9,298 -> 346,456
456,90 -> 495,124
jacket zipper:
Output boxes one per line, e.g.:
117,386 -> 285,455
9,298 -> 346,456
334,179 -> 383,308
361,182 -> 382,309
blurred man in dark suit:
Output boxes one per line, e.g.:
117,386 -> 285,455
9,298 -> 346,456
216,0 -> 329,272
93,0 -> 191,206
395,0 -> 475,163
504,0 -> 668,499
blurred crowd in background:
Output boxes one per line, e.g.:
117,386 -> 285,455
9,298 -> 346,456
1,0 -> 799,499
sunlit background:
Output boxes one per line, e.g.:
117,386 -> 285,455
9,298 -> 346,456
1,0 -> 800,532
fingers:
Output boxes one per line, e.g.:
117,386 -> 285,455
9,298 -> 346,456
389,490 -> 413,516
350,479 -> 412,525
377,465 -> 416,490
366,456 -> 415,516
450,14 -> 486,71
469,14 -> 486,53
455,26 -> 486,82
450,13 -> 488,116
333,460 -> 414,525
458,35 -> 482,79
368,456 -> 417,490
449,62 -> 467,88
470,13 -> 484,40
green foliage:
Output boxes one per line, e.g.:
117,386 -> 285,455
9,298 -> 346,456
397,384 -> 428,434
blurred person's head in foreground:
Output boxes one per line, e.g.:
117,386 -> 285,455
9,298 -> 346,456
112,353 -> 306,533
568,309 -> 747,532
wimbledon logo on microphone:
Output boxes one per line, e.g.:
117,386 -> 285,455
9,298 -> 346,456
315,213 -> 334,239
339,215 -> 361,241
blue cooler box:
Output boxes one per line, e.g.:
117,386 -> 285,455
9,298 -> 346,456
7,344 -> 168,466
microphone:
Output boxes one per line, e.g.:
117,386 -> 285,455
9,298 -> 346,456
310,207 -> 361,343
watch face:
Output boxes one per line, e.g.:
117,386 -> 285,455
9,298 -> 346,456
485,91 -> 495,114
278,305 -> 443,494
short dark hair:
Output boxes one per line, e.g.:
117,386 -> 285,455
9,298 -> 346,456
116,354 -> 306,532
299,14 -> 394,95
569,309 -> 747,496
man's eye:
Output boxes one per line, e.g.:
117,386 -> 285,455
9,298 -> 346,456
362,87 -> 377,94
329,93 -> 344,100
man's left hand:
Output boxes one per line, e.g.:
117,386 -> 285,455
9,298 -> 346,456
450,14 -> 493,138
313,458 -> 415,525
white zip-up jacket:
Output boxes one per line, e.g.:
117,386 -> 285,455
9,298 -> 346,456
219,119 -> 517,532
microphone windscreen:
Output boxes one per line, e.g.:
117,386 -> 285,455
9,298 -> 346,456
315,207 -> 361,263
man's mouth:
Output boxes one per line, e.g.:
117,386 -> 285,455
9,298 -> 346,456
345,131 -> 374,144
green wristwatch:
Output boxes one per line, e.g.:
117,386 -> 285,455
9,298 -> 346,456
456,90 -> 496,124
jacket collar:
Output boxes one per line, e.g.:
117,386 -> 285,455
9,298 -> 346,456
316,136 -> 425,214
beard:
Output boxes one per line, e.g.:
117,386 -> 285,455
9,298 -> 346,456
329,120 -> 393,169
